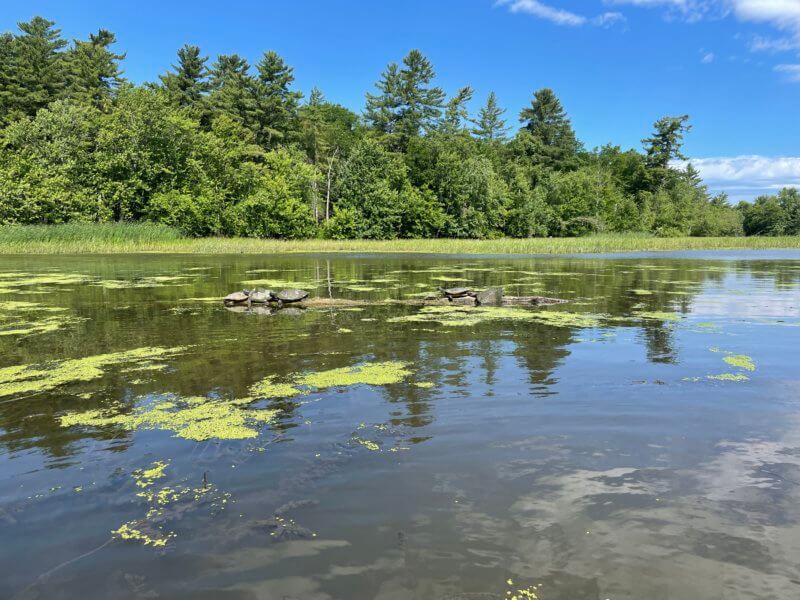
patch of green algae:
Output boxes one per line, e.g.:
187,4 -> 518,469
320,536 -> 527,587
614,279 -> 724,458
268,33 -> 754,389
0,346 -> 186,398
387,305 -> 602,328
708,373 -> 750,382
634,311 -> 682,322
248,361 -> 414,401
298,361 -> 412,389
112,460 -> 225,548
133,460 -> 169,488
414,381 -> 435,389
0,301 -> 85,337
723,354 -> 756,371
248,376 -> 304,399
60,394 -> 279,441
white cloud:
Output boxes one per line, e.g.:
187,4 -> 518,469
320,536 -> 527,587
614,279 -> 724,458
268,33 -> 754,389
593,11 -> 628,26
498,0 -> 587,26
497,1 -> 627,27
673,155 -> 800,200
775,63 -> 800,80
701,50 -> 715,62
604,0 -> 719,21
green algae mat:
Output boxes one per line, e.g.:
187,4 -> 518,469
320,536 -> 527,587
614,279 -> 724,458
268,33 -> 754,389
1,251 -> 799,599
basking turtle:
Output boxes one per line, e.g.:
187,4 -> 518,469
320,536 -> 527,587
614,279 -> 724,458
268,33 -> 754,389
441,287 -> 473,301
248,288 -> 274,304
275,289 -> 309,307
223,291 -> 249,305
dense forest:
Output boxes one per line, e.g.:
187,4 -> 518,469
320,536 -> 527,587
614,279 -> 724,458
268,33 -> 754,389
0,17 -> 797,239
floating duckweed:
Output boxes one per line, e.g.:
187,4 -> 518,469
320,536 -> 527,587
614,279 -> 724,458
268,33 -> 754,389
708,373 -> 750,382
0,346 -> 187,398
631,289 -> 654,295
346,285 -> 378,292
94,276 -> 191,289
353,436 -> 380,451
0,300 -> 85,337
723,354 -> 756,371
337,328 -> 353,333
430,276 -> 471,282
249,376 -> 303,399
635,311 -> 682,322
240,278 -> 317,288
696,322 -> 721,330
112,522 -> 174,547
133,461 -> 169,488
387,305 -> 602,328
414,382 -> 435,389
60,394 -> 279,441
298,361 -> 412,389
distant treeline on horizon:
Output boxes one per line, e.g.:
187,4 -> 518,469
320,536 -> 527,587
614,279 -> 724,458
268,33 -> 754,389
0,16 -> 797,239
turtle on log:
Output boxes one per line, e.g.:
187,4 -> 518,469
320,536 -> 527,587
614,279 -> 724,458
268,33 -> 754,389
223,291 -> 249,305
275,289 -> 309,307
248,288 -> 274,304
441,287 -> 474,301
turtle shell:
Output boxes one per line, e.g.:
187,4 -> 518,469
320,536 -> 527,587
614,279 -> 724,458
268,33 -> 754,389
443,287 -> 471,298
276,289 -> 309,303
248,288 -> 274,304
223,291 -> 249,304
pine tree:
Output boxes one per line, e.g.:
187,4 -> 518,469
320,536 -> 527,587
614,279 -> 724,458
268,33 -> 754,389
209,53 -> 256,127
519,88 -> 581,169
440,86 -> 473,134
159,44 -> 209,108
251,50 -> 302,148
642,115 -> 691,169
365,50 -> 445,147
472,91 -> 508,141
0,33 -> 14,124
364,62 -> 403,134
6,17 -> 68,119
66,29 -> 125,108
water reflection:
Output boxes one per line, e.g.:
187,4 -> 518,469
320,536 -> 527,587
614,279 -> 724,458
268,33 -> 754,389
0,253 -> 799,599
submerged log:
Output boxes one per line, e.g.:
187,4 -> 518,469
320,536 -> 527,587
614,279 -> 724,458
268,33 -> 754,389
220,291 -> 569,311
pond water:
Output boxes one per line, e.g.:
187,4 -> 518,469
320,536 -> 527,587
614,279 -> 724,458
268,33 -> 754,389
1,252 -> 799,600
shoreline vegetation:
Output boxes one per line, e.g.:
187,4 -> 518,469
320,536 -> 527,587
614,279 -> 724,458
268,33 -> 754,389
1,17 -> 798,244
0,224 -> 798,255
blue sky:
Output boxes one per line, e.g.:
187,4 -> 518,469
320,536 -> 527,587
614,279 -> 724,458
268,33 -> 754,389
2,0 -> 799,200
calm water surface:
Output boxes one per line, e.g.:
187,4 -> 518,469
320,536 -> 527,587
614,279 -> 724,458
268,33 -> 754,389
1,252 -> 799,599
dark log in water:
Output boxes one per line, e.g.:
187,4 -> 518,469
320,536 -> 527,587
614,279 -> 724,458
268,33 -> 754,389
223,295 -> 569,310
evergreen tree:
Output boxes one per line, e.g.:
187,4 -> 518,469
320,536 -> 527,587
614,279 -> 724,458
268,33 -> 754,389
6,17 -> 68,119
440,86 -> 473,134
365,50 -> 445,148
208,53 -> 256,127
160,44 -> 209,108
0,33 -> 14,124
251,50 -> 302,149
472,91 -> 508,141
642,115 -> 691,169
66,29 -> 125,108
518,88 -> 580,170
364,63 -> 402,134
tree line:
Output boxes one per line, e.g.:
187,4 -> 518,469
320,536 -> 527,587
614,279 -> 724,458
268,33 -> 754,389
0,17 -> 797,238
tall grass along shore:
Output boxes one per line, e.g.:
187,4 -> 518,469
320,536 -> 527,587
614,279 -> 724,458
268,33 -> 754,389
0,224 -> 798,255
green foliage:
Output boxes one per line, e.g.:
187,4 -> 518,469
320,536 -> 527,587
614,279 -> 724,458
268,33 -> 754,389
251,51 -> 301,149
472,91 -> 509,141
365,50 -> 445,149
159,44 -> 210,109
0,15 -> 793,241
518,88 -> 581,171
65,29 -> 125,108
1,17 -> 68,123
740,188 -> 800,236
